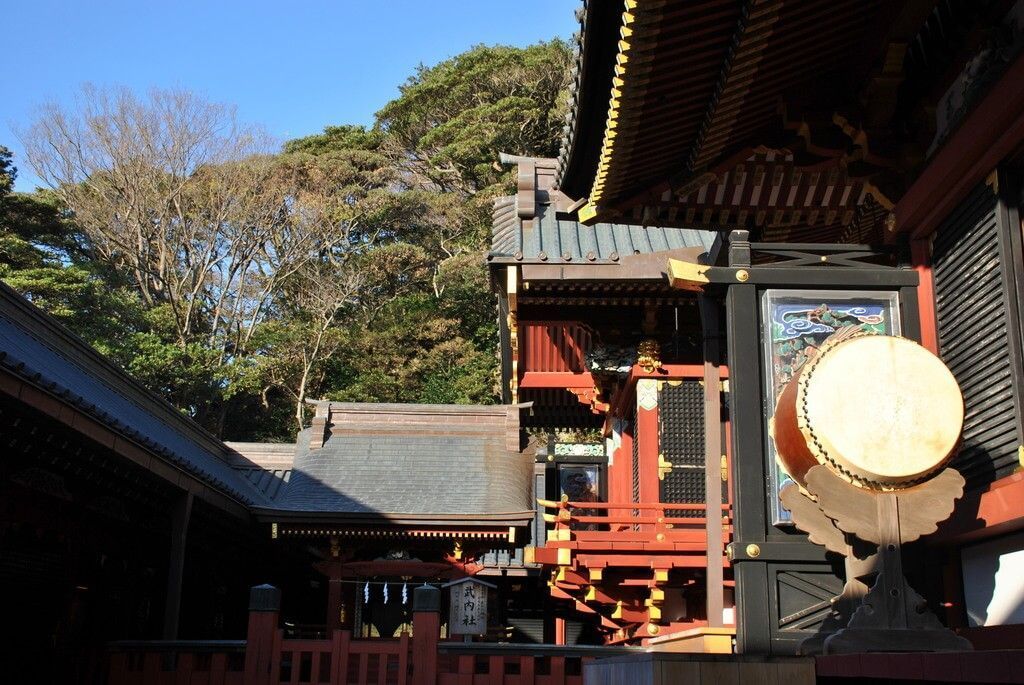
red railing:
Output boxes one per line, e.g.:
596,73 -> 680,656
272,631 -> 410,685
107,640 -> 246,685
435,643 -> 643,685
530,500 -> 732,572
108,585 -> 602,685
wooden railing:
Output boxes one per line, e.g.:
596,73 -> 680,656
533,499 -> 732,566
107,640 -> 247,685
273,631 -> 410,685
436,642 -> 646,685
107,585 -> 614,685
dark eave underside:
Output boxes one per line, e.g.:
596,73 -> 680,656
558,0 -> 907,221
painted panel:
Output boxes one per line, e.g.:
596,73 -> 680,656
760,289 -> 901,524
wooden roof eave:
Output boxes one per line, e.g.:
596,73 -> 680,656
569,0 -> 907,226
251,508 -> 536,529
520,246 -> 707,284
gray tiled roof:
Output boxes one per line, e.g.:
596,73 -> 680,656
237,467 -> 292,500
259,404 -> 534,520
490,196 -> 714,264
0,288 -> 271,507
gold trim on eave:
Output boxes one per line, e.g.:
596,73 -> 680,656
576,1 -> 644,225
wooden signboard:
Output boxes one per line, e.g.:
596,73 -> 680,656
444,577 -> 494,636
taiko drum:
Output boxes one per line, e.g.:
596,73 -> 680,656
771,334 -> 964,490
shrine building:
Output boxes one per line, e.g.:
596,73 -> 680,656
4,0 -> 1024,683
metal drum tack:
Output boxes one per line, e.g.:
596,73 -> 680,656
771,334 -> 964,490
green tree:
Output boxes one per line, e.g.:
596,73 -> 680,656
7,38 -> 572,440
0,146 -> 145,358
377,41 -> 571,195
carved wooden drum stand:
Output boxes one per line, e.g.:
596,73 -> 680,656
771,333 -> 972,654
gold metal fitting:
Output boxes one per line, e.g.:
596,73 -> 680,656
735,269 -> 749,282
745,543 -> 761,558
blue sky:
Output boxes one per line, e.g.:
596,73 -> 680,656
2,0 -> 578,191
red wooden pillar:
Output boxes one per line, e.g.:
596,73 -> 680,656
411,585 -> 440,685
244,584 -> 281,685
635,378 -> 661,503
162,490 -> 193,639
325,563 -> 343,630
609,417 -> 632,504
554,616 -> 567,645
912,238 -> 939,354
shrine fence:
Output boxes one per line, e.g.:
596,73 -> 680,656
105,585 -> 634,685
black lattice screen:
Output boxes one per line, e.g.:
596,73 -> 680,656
933,181 -> 1023,489
658,380 -> 705,517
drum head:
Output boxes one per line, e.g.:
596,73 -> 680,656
800,335 -> 963,487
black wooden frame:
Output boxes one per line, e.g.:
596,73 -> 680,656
722,231 -> 922,654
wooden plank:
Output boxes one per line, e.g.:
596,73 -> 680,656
725,277 -> 772,654
397,632 -> 410,685
210,653 -> 228,685
701,294 -> 725,629
550,656 -> 565,685
456,654 -> 473,685
775,659 -> 814,685
270,630 -> 283,685
358,652 -> 369,685
488,655 -> 503,683
520,655 -> 534,685
162,491 -> 193,639
700,660 -> 739,685
309,648 -> 321,685
175,652 -> 194,685
737,661 -> 778,685
333,631 -> 349,685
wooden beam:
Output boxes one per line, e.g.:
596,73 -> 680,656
0,368 -> 249,519
700,295 -> 725,628
163,490 -> 194,639
896,52 -> 1024,239
635,379 -> 661,504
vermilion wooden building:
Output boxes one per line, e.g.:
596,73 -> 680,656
488,155 -> 734,647
534,0 -> 1024,660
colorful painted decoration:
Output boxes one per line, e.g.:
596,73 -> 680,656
761,289 -> 901,524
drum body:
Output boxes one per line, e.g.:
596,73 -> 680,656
771,334 -> 964,490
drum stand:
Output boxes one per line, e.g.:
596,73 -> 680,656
782,466 -> 973,655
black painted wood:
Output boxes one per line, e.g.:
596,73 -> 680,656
724,231 -> 924,655
932,179 -> 1024,489
726,281 -> 771,654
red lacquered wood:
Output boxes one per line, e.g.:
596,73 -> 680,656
771,361 -> 819,487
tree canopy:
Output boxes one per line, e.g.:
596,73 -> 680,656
2,40 -> 571,440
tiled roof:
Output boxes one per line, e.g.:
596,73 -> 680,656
491,197 -> 713,264
557,0 -> 623,200
255,403 -> 534,523
237,467 -> 292,501
0,283 -> 271,507
490,156 -> 714,265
